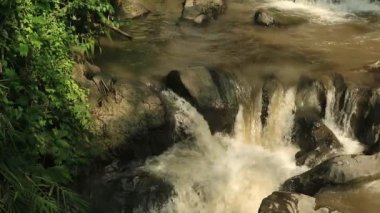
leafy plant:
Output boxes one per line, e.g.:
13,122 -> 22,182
0,0 -> 116,212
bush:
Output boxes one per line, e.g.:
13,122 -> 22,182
0,0 -> 115,212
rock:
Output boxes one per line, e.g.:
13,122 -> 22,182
165,66 -> 239,133
91,72 -> 117,100
338,85 -> 372,140
87,161 -> 174,213
261,77 -> 281,127
330,73 -> 347,114
363,60 -> 380,73
92,81 -> 176,160
194,14 -> 209,25
296,77 -> 326,118
254,9 -> 275,27
253,8 -> 307,27
73,62 -> 178,160
292,114 -> 342,168
120,0 -> 150,19
181,0 -> 226,23
281,153 -> 380,196
362,88 -> 380,154
259,191 -> 340,213
84,61 -> 102,79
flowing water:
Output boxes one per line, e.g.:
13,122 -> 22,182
142,90 -> 306,213
95,0 -> 380,212
96,0 -> 380,85
138,87 -> 364,212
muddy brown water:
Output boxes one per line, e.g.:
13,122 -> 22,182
94,0 -> 380,212
96,0 -> 380,85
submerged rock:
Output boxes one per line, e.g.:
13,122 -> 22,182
165,66 -> 239,133
120,0 -> 150,19
259,191 -> 340,213
182,0 -> 226,24
253,8 -> 308,27
281,153 -> 380,196
254,9 -> 275,27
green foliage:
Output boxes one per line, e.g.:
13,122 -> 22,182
0,0 -> 115,212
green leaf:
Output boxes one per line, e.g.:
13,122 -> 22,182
18,43 -> 29,56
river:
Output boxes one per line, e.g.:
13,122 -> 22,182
94,0 -> 380,212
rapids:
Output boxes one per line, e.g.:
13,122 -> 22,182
93,0 -> 380,212
138,87 -> 364,212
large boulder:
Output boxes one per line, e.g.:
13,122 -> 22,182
92,81 -> 176,160
253,8 -> 308,27
73,62 -> 177,160
165,66 -> 239,133
259,191 -> 339,213
281,153 -> 380,196
292,114 -> 342,168
181,0 -> 226,24
86,161 -> 174,213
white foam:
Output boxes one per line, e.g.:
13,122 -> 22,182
143,90 -> 305,213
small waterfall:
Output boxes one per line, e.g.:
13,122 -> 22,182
261,86 -> 297,148
143,90 -> 304,213
324,86 -> 364,154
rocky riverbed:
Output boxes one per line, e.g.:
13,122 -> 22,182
73,0 -> 380,212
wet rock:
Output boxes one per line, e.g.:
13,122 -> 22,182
330,73 -> 347,114
296,77 -> 327,118
120,0 -> 150,19
182,0 -> 226,23
254,9 -> 275,26
362,88 -> 380,154
92,81 -> 176,160
339,85 -> 372,141
281,153 -> 380,196
74,62 -> 177,160
259,191 -> 340,213
87,161 -> 174,213
261,77 -> 281,127
253,8 -> 307,27
323,73 -> 373,146
362,60 -> 380,73
165,66 -> 239,133
292,114 -> 342,168
194,14 -> 209,25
